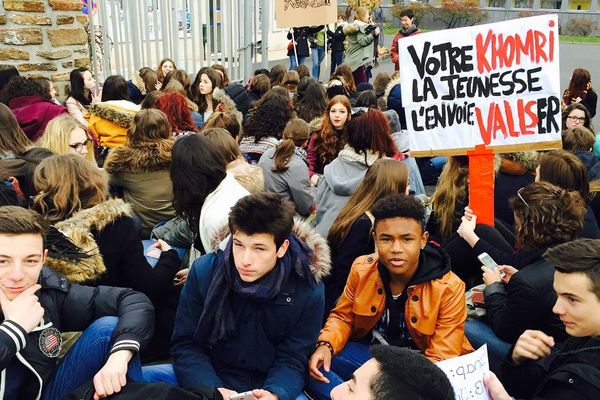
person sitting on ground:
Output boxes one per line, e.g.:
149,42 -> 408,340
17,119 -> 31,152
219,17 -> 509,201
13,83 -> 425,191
0,147 -> 54,206
127,67 -> 157,105
37,114 -> 94,162
324,159 -> 409,315
259,118 -> 314,217
462,182 -> 580,359
189,67 -> 222,127
203,111 -> 243,141
296,81 -> 327,124
485,239 -> 600,400
282,70 -> 300,96
307,194 -> 472,400
65,67 -> 97,127
155,58 -> 176,91
0,103 -> 31,159
167,193 -> 330,400
104,109 -> 176,239
235,73 -> 271,119
154,91 -> 198,136
330,346 -> 454,400
562,126 -> 600,181
562,102 -> 594,132
0,206 -> 154,399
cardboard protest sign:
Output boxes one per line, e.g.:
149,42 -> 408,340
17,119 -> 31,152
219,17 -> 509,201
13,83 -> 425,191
436,344 -> 490,400
275,0 -> 338,28
399,15 -> 561,156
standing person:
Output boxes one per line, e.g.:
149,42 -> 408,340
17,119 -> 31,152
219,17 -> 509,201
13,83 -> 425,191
327,16 -> 347,75
287,26 -> 325,70
66,67 -> 98,127
563,68 -> 597,118
390,9 -> 421,72
311,27 -> 327,81
343,7 -> 380,85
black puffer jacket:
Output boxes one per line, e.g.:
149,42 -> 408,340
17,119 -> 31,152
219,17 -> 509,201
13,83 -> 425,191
0,267 -> 154,399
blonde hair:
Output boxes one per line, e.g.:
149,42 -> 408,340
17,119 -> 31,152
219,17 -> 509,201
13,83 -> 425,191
356,7 -> 370,22
430,156 -> 469,240
37,114 -> 94,162
328,159 -> 408,248
32,154 -> 108,223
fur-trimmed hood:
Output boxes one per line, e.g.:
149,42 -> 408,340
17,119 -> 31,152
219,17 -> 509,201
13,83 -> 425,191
131,73 -> 147,96
309,116 -> 324,133
45,199 -> 131,283
87,101 -> 140,128
213,87 -> 243,125
227,158 -> 265,194
211,218 -> 331,282
496,151 -> 539,175
104,139 -> 174,174
343,21 -> 369,35
383,76 -> 401,104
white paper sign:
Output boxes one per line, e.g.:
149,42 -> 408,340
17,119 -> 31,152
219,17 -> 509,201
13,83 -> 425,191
399,15 -> 561,156
436,344 -> 490,400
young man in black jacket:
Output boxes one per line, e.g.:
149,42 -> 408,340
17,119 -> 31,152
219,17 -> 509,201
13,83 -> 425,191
485,239 -> 600,399
0,206 -> 155,399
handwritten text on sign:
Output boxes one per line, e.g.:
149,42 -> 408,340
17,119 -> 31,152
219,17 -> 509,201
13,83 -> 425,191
436,344 -> 490,400
399,15 -> 561,155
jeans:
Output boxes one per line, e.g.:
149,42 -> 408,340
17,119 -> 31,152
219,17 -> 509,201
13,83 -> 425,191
430,156 -> 448,172
289,55 -> 307,71
465,319 -> 512,360
143,363 -> 310,400
330,52 -> 344,74
306,342 -> 371,400
311,46 -> 326,80
42,317 -> 143,400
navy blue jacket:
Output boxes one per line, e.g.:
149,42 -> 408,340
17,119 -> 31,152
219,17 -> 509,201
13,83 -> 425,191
171,252 -> 325,400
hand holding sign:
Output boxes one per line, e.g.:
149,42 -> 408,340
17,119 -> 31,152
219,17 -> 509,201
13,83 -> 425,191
436,344 -> 490,400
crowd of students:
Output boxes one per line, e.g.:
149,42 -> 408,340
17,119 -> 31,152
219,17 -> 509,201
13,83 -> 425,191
1,6 -> 600,399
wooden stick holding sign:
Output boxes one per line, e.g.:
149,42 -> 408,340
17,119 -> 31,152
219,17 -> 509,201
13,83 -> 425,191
292,29 -> 299,68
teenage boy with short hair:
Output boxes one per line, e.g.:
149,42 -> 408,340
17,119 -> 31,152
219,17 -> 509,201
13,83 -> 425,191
0,206 -> 154,399
390,9 -> 421,71
485,238 -> 600,399
308,194 -> 471,399
171,193 -> 329,400
330,345 -> 454,400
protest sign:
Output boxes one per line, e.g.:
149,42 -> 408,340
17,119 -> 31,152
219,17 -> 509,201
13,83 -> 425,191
399,15 -> 561,156
436,344 -> 490,400
275,0 -> 338,28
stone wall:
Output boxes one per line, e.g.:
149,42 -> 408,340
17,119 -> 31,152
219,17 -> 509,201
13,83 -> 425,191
0,0 -> 91,97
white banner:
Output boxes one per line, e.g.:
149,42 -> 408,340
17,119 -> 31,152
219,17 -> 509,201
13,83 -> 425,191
399,15 -> 561,156
275,0 -> 338,28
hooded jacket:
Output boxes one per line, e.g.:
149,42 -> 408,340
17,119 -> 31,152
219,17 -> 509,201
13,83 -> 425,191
574,150 -> 600,181
384,76 -> 407,130
0,267 -> 154,400
314,145 -> 381,237
319,243 -> 472,362
343,22 -> 377,72
171,220 -> 331,400
503,336 -> 600,399
104,140 -> 176,238
8,96 -> 67,141
127,73 -> 148,105
85,100 -> 140,148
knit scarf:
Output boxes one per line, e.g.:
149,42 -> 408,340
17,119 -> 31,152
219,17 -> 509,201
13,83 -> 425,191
195,233 -> 315,347
400,25 -> 418,36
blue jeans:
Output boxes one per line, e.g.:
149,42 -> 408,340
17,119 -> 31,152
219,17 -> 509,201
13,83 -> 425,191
42,317 -> 143,400
430,156 -> 448,172
289,55 -> 307,70
330,52 -> 344,75
311,46 -> 326,80
465,319 -> 512,360
306,342 -> 371,400
143,363 -> 309,400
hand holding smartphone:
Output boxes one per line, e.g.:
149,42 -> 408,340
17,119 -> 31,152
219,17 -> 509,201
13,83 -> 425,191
478,252 -> 506,279
229,392 -> 255,400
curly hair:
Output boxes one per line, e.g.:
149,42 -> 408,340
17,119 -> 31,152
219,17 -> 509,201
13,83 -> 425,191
313,95 -> 351,169
243,87 -> 293,142
32,154 -> 108,223
510,181 -> 586,249
1,76 -> 50,103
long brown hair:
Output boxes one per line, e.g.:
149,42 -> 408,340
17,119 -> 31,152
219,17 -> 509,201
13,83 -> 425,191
564,68 -> 591,103
0,103 -> 31,155
328,159 -> 408,248
313,95 -> 351,168
538,149 -> 591,203
32,154 -> 108,223
430,156 -> 469,240
127,108 -> 172,145
272,118 -> 310,173
334,64 -> 356,95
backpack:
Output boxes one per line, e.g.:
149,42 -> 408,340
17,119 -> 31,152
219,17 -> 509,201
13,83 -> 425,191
63,381 -> 222,400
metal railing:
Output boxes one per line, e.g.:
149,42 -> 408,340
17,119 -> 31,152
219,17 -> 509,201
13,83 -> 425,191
88,0 -> 271,83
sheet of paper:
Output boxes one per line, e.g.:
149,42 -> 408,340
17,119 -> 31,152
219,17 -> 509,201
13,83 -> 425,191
436,344 -> 490,400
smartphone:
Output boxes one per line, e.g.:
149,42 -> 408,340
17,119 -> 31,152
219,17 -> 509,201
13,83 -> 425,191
478,252 -> 505,278
230,392 -> 255,400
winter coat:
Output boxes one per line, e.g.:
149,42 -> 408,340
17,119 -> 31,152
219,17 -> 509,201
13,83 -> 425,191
171,220 -> 331,400
503,336 -> 600,399
319,245 -> 473,362
574,150 -> 600,181
239,136 -> 280,164
211,88 -> 243,126
0,267 -> 154,400
315,145 -> 382,237
258,147 -> 315,217
384,77 -> 407,130
65,96 -> 89,127
343,22 -> 377,72
287,26 -> 325,58
483,258 -> 567,344
127,73 -> 149,105
85,100 -> 140,148
8,96 -> 67,141
563,87 -> 597,118
390,26 -> 421,71
327,24 -> 346,53
104,139 -> 176,239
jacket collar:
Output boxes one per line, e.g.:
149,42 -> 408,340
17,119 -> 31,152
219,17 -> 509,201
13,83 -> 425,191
104,139 -> 174,173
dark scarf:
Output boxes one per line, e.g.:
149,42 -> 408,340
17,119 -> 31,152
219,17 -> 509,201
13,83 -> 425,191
196,233 -> 315,347
400,25 -> 418,36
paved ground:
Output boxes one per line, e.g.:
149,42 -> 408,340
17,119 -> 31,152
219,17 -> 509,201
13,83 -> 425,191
256,36 -> 600,128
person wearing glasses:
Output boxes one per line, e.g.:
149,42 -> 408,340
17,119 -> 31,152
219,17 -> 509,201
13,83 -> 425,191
457,182 -> 585,360
37,115 -> 95,163
562,103 -> 594,132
